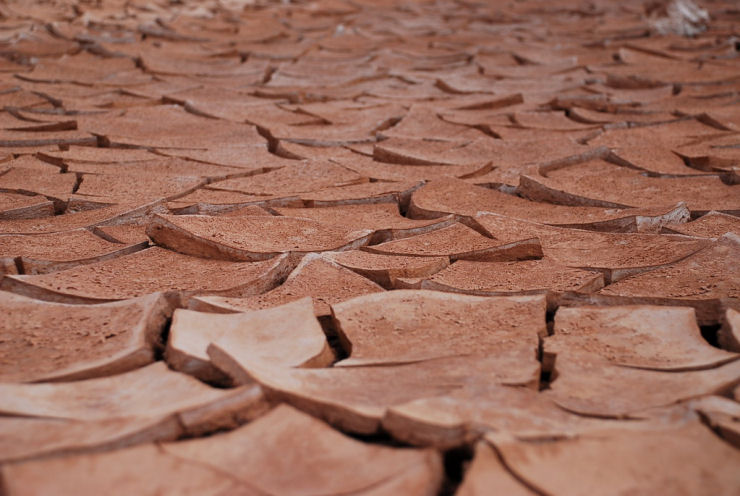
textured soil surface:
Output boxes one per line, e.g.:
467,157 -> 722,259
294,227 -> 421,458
0,0 -> 739,494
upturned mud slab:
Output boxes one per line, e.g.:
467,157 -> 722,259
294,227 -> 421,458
409,177 -> 689,232
571,233 -> 740,324
325,250 -> 450,288
1,405 -> 443,496
364,222 -> 543,262
404,258 -> 604,308
546,305 -> 738,371
0,228 -> 147,274
147,214 -> 372,261
189,255 -> 383,317
1,247 -> 294,304
487,422 -> 740,496
0,292 -> 170,383
474,212 -> 710,282
170,298 -> 333,383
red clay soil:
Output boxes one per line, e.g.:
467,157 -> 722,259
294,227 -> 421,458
0,0 -> 738,494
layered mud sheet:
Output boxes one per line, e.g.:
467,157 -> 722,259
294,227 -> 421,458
0,0 -> 738,494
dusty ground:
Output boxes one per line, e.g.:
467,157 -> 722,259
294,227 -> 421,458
0,0 -> 739,494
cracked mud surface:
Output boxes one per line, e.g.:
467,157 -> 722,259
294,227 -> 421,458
0,0 -> 738,494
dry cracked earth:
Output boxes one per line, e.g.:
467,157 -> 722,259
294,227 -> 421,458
0,0 -> 739,494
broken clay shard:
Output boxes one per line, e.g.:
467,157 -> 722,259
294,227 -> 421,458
456,441 -> 537,496
222,291 -> 546,435
409,177 -> 689,233
0,201 -> 168,235
275,203 -> 456,243
719,308 -> 740,353
0,168 -> 76,211
0,228 -> 147,274
325,250 -> 450,289
473,212 -> 709,283
331,290 -> 546,367
382,380 -> 663,448
0,415 -> 181,465
0,404 -> 443,496
207,160 -> 364,196
363,222 -> 543,262
171,298 -> 333,385
488,422 -> 740,496
70,173 -> 206,207
583,233 -> 740,325
298,180 -> 424,209
0,292 -> 170,383
662,211 -> 740,239
0,192 -> 54,220
0,361 -> 268,446
546,305 -> 738,371
237,354 -> 541,435
545,352 -> 740,418
0,247 -> 294,305
147,213 -> 372,261
518,166 -> 740,216
188,254 -> 384,318
413,259 -> 604,309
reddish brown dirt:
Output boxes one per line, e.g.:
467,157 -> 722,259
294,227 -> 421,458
0,0 -> 738,494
